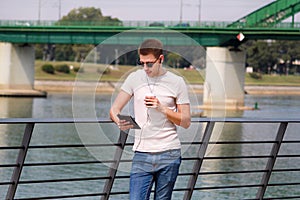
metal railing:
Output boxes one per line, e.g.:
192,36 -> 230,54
0,20 -> 300,29
0,118 -> 299,200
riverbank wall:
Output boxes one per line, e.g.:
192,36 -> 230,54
2,80 -> 300,97
34,80 -> 300,95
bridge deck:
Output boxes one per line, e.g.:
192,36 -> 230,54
1,20 -> 300,46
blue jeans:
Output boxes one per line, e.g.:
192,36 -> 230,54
130,149 -> 181,200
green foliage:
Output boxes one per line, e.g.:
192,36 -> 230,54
55,64 -> 70,74
166,52 -> 182,68
243,40 -> 300,74
35,7 -> 122,62
104,68 -> 111,74
54,45 -> 75,61
74,67 -> 84,73
249,72 -> 262,80
56,7 -> 121,62
97,67 -> 111,74
34,44 -> 44,60
57,7 -> 122,26
41,64 -> 55,74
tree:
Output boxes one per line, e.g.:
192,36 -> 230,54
275,40 -> 300,74
58,7 -> 121,26
244,40 -> 278,73
166,52 -> 182,68
35,7 -> 122,61
244,40 -> 300,74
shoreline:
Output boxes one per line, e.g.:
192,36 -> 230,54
33,80 -> 300,95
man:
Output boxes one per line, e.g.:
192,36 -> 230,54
110,38 -> 191,200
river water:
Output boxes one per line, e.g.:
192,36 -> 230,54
0,92 -> 299,199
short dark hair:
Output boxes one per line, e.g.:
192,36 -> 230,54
138,39 -> 163,58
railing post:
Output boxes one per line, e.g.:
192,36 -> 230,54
102,130 -> 128,200
6,123 -> 35,200
183,121 -> 215,200
256,122 -> 288,200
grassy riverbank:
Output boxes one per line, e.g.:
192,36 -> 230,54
35,60 -> 300,86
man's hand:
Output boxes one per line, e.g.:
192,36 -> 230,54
116,118 -> 133,131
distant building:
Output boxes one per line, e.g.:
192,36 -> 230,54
246,67 -> 253,73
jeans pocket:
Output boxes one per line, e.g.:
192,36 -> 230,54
167,149 -> 181,159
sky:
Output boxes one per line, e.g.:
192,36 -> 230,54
0,0 -> 299,22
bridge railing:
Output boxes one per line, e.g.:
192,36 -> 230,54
0,20 -> 300,29
0,118 -> 299,200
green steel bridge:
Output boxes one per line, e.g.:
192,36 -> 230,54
0,0 -> 300,47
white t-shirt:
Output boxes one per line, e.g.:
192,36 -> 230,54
121,69 -> 190,153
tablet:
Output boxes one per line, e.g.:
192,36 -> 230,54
117,114 -> 141,129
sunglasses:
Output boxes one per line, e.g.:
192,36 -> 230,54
137,57 -> 160,68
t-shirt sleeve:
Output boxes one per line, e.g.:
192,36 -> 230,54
176,77 -> 190,104
120,72 -> 135,95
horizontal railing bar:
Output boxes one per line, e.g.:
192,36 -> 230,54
0,118 -> 112,124
173,187 -> 190,192
208,141 -> 276,144
245,196 -> 300,200
194,183 -> 262,190
19,155 -> 284,167
176,168 -> 300,178
23,160 -> 113,166
175,183 -> 282,193
277,155 -> 300,158
197,168 -> 300,175
0,146 -> 23,150
5,169 -> 300,186
206,155 -> 271,159
273,168 -> 300,172
19,141 -> 298,149
281,140 -> 300,143
15,191 -> 131,200
115,175 -> 130,179
17,175 -> 131,185
108,191 -> 129,195
0,140 -> 295,150
178,172 -> 195,177
1,117 -> 300,124
0,143 -> 134,150
185,155 -> 272,160
174,184 -> 262,193
1,159 -> 131,168
15,192 -> 105,200
181,141 -> 277,145
272,197 -> 299,200
12,177 -> 300,188
23,159 -> 132,167
189,182 -> 300,192
0,181 -> 13,186
269,197 -> 300,200
0,176 -> 131,188
180,140 -> 299,146
267,182 -> 300,187
18,176 -> 111,184
28,143 -> 119,148
191,118 -> 300,123
199,169 -> 267,175
1,141 -> 296,150
0,164 -> 18,168
182,155 -> 299,160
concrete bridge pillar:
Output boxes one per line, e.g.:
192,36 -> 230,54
0,42 -> 35,90
203,47 -> 246,111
